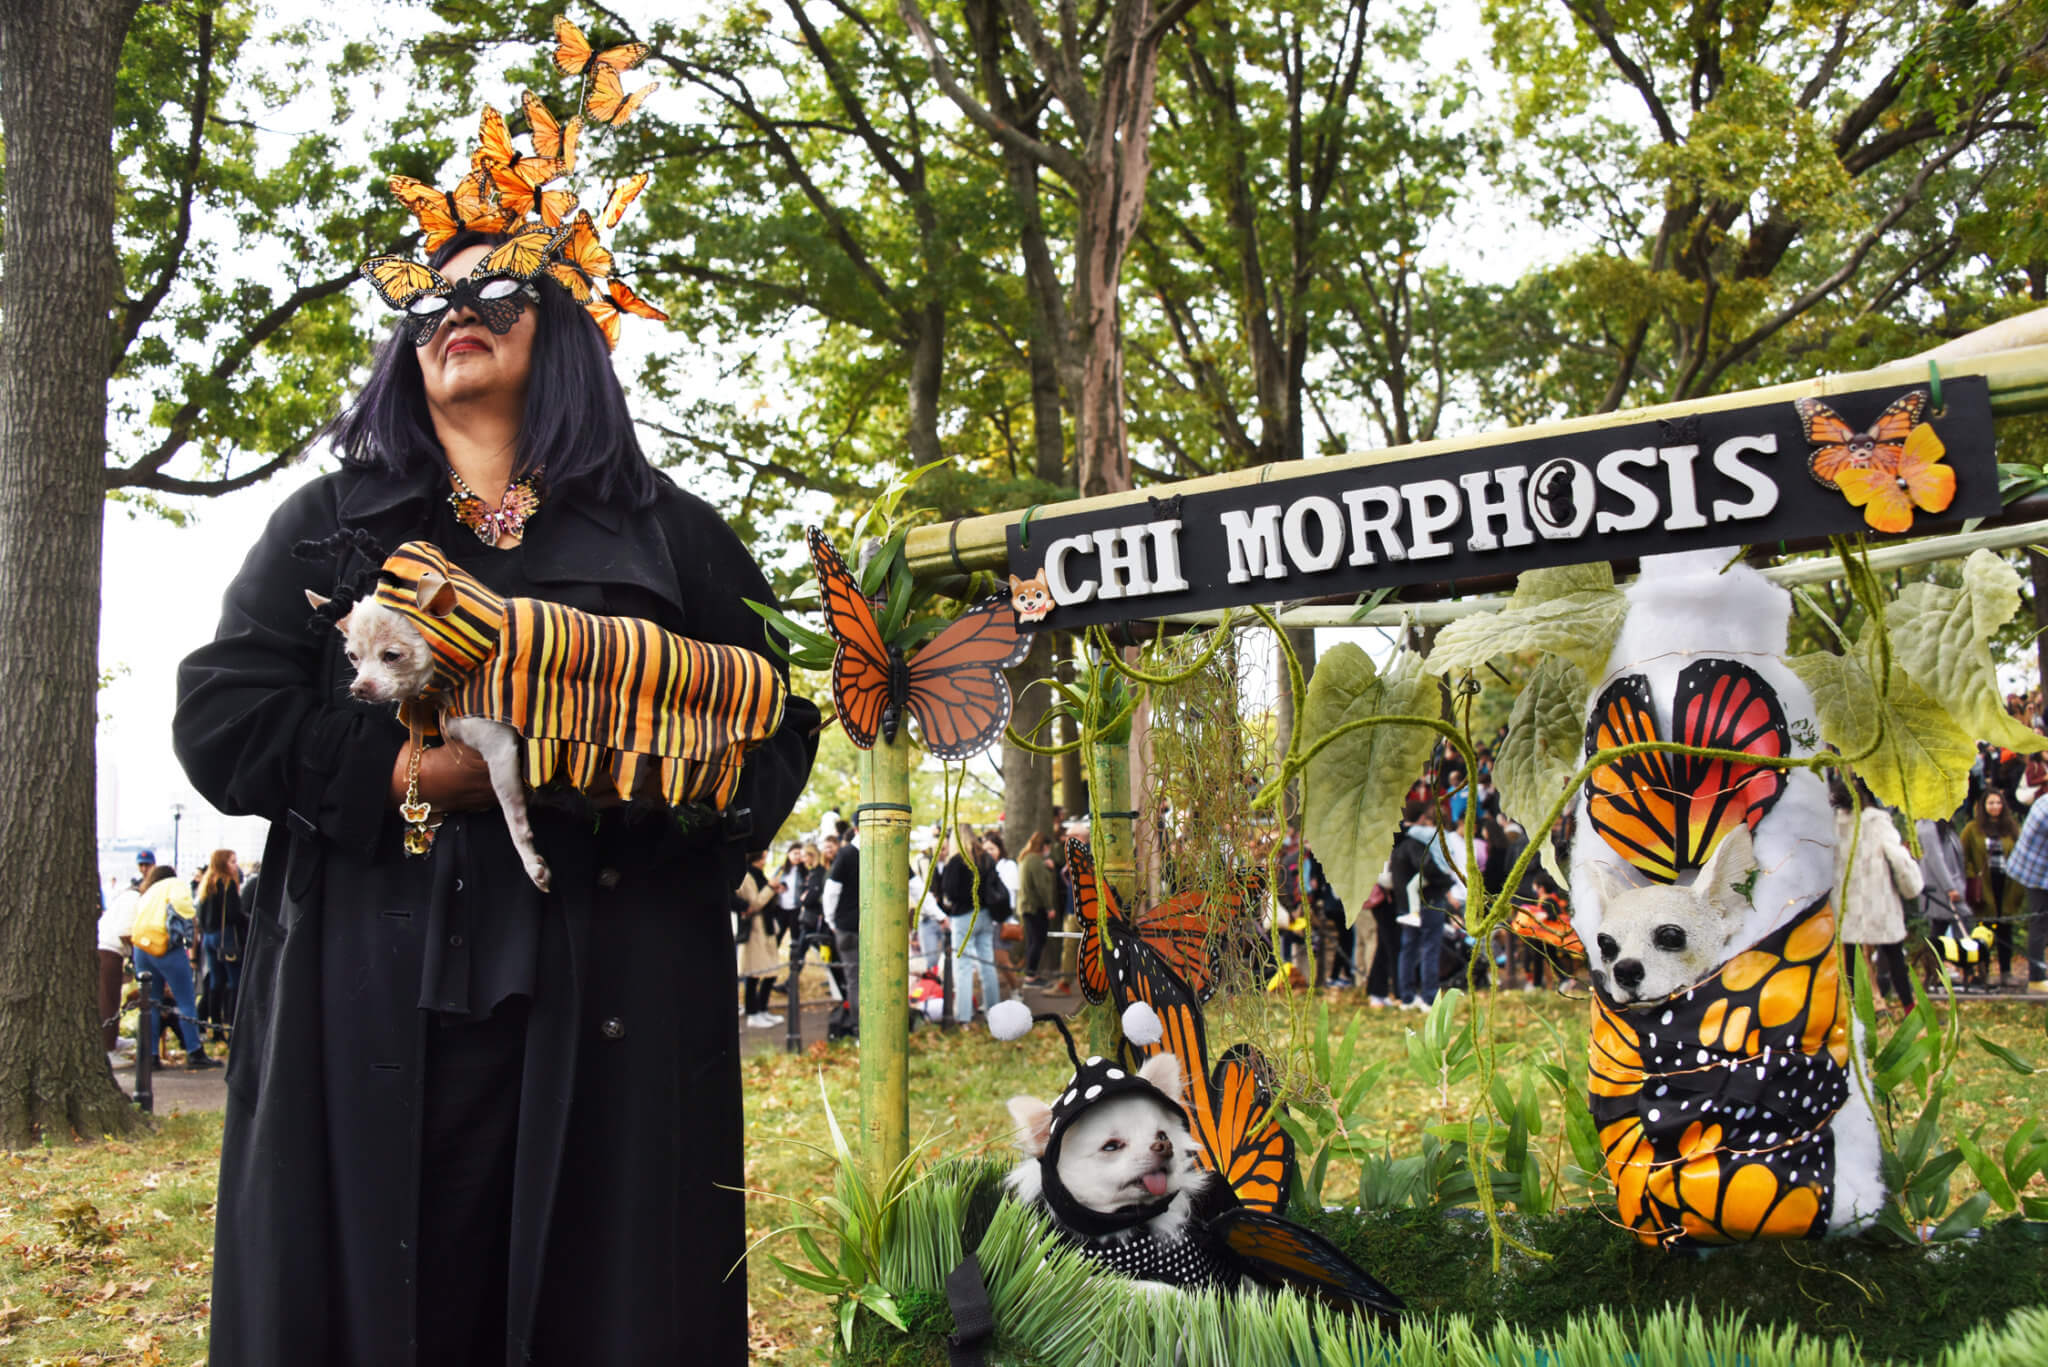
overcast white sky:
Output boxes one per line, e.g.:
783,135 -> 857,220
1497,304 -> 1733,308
93,0 -> 1521,885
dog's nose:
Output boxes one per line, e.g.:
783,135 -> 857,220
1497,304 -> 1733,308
1151,1135 -> 1172,1156
1612,958 -> 1645,991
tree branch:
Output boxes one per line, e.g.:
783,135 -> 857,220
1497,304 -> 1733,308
900,0 -> 1087,182
1567,0 -> 1681,144
115,8 -> 215,365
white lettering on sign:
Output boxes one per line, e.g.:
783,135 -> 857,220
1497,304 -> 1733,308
1460,467 -> 1534,553
1710,435 -> 1779,521
1341,487 -> 1406,564
1282,496 -> 1346,572
1045,534 -> 1097,605
1596,447 -> 1661,533
1091,526 -> 1149,600
1222,506 -> 1288,584
1146,520 -> 1191,592
1528,457 -> 1595,540
1659,445 -> 1709,531
1402,479 -> 1462,560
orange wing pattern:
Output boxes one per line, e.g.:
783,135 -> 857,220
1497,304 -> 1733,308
1136,986 -> 1293,1215
807,529 -> 893,749
1210,1208 -> 1404,1319
1064,839 -> 1231,1004
552,14 -> 650,75
521,90 -> 581,167
1508,888 -> 1584,956
1584,660 -> 1788,883
1836,422 -> 1956,534
1590,896 -> 1848,1248
586,63 -> 657,127
388,170 -> 507,250
1797,391 -> 1924,489
901,598 -> 1029,760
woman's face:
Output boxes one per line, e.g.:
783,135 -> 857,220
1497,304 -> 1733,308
418,243 -> 537,413
1987,792 -> 2006,820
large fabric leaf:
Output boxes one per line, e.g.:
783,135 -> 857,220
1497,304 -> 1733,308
1886,550 -> 2046,754
1302,645 -> 1440,921
1494,655 -> 1588,837
1788,638 -> 1975,821
1425,564 -> 1626,681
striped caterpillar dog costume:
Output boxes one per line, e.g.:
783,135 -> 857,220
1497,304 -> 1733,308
371,540 -> 787,813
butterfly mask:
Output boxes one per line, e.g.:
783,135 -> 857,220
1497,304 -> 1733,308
360,225 -> 566,347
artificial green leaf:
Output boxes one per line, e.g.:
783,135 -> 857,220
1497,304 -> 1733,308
1787,637 -> 1974,821
1956,1133 -> 2018,1210
1973,1033 -> 2039,1076
1930,1190 -> 1991,1242
1886,551 -> 2047,754
1425,567 -> 1626,681
1302,644 -> 1441,920
1493,654 -> 1588,845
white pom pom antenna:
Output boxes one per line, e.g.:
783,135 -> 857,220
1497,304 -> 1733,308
1120,1001 -> 1163,1048
987,999 -> 1034,1041
922,996 -> 947,1025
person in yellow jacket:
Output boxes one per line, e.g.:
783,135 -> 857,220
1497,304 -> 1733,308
129,866 -> 220,1070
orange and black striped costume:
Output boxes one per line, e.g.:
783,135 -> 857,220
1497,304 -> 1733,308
1590,894 -> 1850,1247
372,540 -> 785,809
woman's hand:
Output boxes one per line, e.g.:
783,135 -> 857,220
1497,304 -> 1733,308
390,737 -> 499,812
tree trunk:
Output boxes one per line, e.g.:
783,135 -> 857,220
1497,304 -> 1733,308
1002,632 -> 1057,848
2031,550 -> 2048,698
0,0 -> 148,1146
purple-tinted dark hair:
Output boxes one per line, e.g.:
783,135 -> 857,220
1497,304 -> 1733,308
327,230 -> 657,508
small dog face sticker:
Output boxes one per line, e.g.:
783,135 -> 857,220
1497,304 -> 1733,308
1010,570 -> 1054,624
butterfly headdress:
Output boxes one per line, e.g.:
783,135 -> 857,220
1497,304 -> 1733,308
358,13 -> 668,351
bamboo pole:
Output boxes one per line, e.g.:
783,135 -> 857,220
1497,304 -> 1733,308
1153,515 -> 2048,630
1088,736 -> 1135,1055
903,343 -> 2048,583
856,732 -> 912,1180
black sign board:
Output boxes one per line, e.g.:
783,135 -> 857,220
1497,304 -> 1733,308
1004,376 -> 1996,630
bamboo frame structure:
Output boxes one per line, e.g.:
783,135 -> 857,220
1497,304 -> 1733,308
856,733 -> 912,1179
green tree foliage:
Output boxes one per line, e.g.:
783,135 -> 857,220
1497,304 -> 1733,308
1477,0 -> 2048,417
105,0 -> 425,500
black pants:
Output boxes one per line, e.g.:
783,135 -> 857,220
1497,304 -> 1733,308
743,975 -> 773,1014
1367,903 -> 1400,999
416,999 -> 527,1367
1021,910 -> 1050,972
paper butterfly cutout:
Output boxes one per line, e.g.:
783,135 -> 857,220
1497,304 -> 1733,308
1794,390 -> 1955,534
807,528 -> 1029,760
1583,659 -> 1789,885
1065,837 -> 1240,1005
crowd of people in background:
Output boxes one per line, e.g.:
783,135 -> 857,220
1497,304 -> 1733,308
95,846 -> 258,1073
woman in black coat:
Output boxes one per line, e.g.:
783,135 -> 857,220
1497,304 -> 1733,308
173,231 -> 817,1366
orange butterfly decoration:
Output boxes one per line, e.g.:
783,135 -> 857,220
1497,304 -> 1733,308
521,90 -> 581,169
1065,838 -> 1238,1005
552,13 -> 650,76
473,106 -> 575,226
387,169 -> 507,249
586,280 -> 663,351
1835,423 -> 1955,535
807,529 -> 1028,759
586,62 -> 657,127
1795,389 -> 1955,534
1584,660 -> 1788,885
599,172 -> 649,230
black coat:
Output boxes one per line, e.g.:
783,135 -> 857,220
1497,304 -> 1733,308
173,463 -> 818,1366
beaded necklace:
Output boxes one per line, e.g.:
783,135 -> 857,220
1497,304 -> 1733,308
448,465 -> 544,546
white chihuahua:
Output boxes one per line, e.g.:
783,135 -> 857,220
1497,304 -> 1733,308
1581,825 -> 1755,1005
308,589 -> 550,891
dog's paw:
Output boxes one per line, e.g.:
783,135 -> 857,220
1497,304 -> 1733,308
528,857 -> 552,893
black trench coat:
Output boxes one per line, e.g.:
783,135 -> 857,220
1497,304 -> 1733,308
173,463 -> 818,1366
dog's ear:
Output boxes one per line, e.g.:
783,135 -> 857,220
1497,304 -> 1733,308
413,569 -> 459,619
1583,855 -> 1636,914
1137,1052 -> 1183,1105
1697,826 -> 1756,921
1006,1096 -> 1054,1157
304,590 -> 350,634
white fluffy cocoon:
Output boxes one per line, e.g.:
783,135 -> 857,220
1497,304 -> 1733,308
987,999 -> 1035,1041
1121,1001 -> 1163,1047
1572,549 -> 1835,953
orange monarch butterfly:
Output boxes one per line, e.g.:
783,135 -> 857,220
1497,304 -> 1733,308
387,170 -> 507,250
1795,390 -> 1925,489
1590,894 -> 1849,1247
1584,659 -> 1788,884
599,172 -> 650,230
361,225 -> 567,345
1065,837 -> 1238,1004
1509,886 -> 1584,957
552,13 -> 650,76
521,90 -> 581,169
807,528 -> 1029,760
1208,1207 -> 1404,1322
586,62 -> 657,127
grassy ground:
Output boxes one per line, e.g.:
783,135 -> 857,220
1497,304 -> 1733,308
1,990 -> 2041,1365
